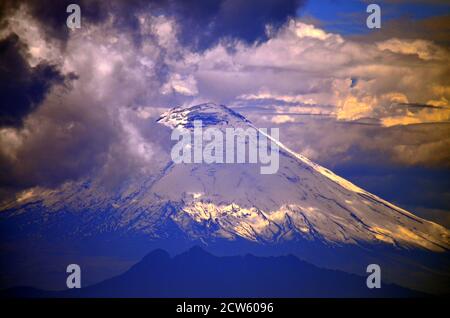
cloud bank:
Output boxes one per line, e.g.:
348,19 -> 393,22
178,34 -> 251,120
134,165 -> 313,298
0,0 -> 449,199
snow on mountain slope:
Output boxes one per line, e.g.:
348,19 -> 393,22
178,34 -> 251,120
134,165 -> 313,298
2,103 -> 448,254
153,103 -> 449,252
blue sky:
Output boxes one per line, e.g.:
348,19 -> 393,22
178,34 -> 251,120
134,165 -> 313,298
298,0 -> 450,35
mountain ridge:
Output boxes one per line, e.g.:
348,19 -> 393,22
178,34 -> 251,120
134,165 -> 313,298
0,103 -> 449,294
0,246 -> 426,298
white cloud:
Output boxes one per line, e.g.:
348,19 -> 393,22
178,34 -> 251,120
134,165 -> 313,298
162,73 -> 199,96
174,19 -> 450,126
376,38 -> 448,61
1,7 -> 450,192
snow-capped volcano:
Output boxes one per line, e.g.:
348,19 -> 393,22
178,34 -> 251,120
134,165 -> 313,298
154,103 -> 449,251
1,103 -> 449,293
6,102 -> 446,250
157,103 -> 251,129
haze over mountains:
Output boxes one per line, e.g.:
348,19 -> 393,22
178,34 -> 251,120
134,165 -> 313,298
2,247 -> 424,298
1,103 -> 449,295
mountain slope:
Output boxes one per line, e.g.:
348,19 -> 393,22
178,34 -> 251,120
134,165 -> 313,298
3,103 -> 448,249
0,103 -> 449,293
151,104 -> 449,251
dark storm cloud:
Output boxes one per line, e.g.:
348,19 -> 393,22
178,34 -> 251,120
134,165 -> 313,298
13,103 -> 116,188
170,0 -> 305,49
0,34 -> 65,127
0,0 -> 305,127
1,0 -> 305,49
